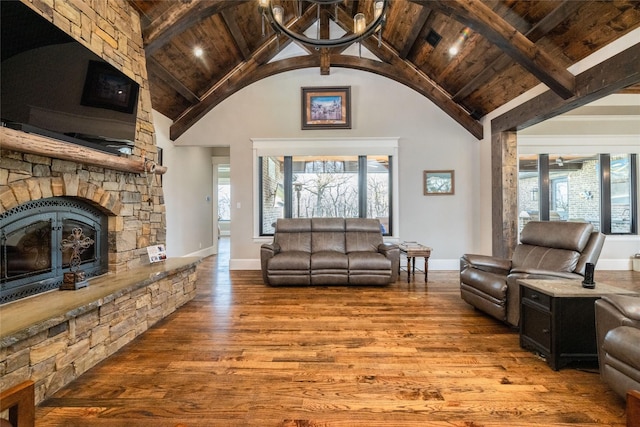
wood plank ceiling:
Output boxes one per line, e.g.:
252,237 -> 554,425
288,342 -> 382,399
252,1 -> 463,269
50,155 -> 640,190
128,0 -> 640,141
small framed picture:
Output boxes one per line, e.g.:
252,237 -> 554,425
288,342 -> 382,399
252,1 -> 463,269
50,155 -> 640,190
301,86 -> 351,129
424,170 -> 455,195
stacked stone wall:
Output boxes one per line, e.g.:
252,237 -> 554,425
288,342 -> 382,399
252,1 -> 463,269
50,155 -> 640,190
0,0 -> 164,270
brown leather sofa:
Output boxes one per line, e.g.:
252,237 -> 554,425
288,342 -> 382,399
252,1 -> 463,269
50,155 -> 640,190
460,221 -> 605,327
595,294 -> 640,399
261,218 -> 399,286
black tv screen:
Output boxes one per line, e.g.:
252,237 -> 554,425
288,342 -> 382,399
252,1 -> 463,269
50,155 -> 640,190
1,1 -> 140,155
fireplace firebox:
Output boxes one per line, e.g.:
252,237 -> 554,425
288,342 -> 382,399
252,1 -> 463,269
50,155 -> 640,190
0,197 -> 108,304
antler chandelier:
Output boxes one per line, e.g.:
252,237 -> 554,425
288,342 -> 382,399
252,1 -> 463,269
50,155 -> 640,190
258,0 -> 388,49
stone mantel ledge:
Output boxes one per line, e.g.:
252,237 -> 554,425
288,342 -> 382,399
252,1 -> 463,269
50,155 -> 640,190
0,257 -> 201,348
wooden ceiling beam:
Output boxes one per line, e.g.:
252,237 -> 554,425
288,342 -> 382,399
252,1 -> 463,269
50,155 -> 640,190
492,42 -> 640,133
143,1 -> 248,56
171,50 -> 484,141
333,7 -> 482,139
358,38 -> 483,140
427,0 -> 576,100
146,57 -> 200,105
320,8 -> 331,75
397,6 -> 432,60
221,9 -> 252,60
170,5 -> 319,140
452,0 -> 582,105
170,55 -> 313,141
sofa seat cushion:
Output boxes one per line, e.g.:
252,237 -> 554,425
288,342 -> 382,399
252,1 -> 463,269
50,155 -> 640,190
511,244 -> 579,273
460,268 -> 507,300
348,252 -> 391,271
268,251 -> 310,272
311,251 -> 348,270
603,326 -> 640,370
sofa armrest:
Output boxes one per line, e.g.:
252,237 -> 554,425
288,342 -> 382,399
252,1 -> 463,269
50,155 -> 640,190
377,242 -> 398,253
260,243 -> 280,284
261,242 -> 280,254
461,254 -> 511,275
508,268 -> 584,281
378,243 -> 400,282
600,295 -> 640,321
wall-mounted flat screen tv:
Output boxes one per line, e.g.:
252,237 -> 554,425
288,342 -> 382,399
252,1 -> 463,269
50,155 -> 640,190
1,1 -> 140,155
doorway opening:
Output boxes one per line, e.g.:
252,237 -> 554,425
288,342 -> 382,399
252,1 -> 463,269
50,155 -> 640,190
217,164 -> 230,239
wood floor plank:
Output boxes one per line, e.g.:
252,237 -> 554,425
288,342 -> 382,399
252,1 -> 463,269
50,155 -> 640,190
34,241 -> 639,426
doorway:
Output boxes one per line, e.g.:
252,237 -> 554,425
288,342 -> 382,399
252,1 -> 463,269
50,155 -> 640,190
212,157 -> 230,257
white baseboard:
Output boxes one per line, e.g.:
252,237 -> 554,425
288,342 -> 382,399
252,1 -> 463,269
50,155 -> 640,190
230,259 -> 262,270
229,258 -> 634,271
185,246 -> 216,258
596,258 -> 634,271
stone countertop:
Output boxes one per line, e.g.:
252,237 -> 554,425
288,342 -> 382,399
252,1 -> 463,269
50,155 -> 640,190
0,257 -> 201,347
518,279 -> 639,298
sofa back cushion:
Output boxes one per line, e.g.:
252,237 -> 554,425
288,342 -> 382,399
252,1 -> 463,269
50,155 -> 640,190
311,218 -> 346,253
345,218 -> 383,253
274,218 -> 311,253
511,245 -> 580,273
520,221 -> 593,252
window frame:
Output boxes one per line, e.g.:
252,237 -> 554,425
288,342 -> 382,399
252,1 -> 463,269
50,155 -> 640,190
252,138 -> 399,239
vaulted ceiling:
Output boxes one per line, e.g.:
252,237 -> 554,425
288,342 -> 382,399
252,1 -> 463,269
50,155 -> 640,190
128,0 -> 640,141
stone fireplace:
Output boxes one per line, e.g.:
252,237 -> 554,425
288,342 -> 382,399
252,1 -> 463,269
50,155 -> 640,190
0,0 -> 199,405
0,0 -> 163,281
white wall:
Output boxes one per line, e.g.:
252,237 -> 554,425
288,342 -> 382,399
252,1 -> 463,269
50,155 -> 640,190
172,67 -> 480,269
153,111 -> 217,258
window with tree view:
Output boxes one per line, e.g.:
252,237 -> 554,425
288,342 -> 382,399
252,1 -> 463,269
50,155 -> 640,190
260,155 -> 391,235
518,153 -> 637,235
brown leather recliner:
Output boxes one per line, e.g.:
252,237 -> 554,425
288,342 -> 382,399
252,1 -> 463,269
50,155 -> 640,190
595,294 -> 640,399
460,221 -> 605,327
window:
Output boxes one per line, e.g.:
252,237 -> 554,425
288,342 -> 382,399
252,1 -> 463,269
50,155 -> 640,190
259,155 -> 391,235
606,154 -> 635,234
254,138 -> 398,237
518,153 -> 637,235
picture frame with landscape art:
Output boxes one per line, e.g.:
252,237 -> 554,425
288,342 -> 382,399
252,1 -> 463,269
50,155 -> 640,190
424,170 -> 455,195
301,86 -> 351,130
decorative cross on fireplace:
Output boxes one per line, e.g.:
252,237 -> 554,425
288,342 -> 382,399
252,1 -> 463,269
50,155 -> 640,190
60,227 -> 95,290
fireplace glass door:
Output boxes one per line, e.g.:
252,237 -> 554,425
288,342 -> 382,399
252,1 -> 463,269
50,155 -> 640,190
1,197 -> 107,303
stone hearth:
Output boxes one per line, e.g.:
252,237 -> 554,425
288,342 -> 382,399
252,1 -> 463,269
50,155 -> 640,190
0,257 -> 199,404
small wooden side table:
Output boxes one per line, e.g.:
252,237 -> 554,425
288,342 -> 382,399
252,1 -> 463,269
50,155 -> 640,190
398,242 -> 432,283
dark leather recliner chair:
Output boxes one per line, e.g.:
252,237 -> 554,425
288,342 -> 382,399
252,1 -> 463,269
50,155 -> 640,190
460,221 -> 605,327
595,294 -> 640,399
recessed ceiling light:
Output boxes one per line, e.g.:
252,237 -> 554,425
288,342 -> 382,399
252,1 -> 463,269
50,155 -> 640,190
193,47 -> 203,57
449,46 -> 459,56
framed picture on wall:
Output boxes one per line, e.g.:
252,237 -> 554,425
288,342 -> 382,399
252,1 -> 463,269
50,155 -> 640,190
301,86 -> 351,130
424,170 -> 455,195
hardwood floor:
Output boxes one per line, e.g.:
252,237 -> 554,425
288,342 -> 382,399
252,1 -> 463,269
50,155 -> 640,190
36,240 -> 639,426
